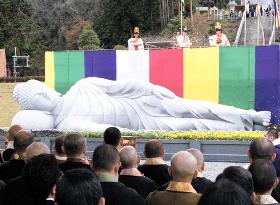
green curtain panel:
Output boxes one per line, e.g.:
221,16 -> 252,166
54,52 -> 69,94
219,47 -> 255,109
68,51 -> 85,88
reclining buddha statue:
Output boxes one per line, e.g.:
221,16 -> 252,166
12,77 -> 271,131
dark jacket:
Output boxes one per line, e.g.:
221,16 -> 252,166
0,160 -> 25,183
273,144 -> 280,177
101,181 -> 144,205
119,175 -> 158,198
138,164 -> 172,187
59,160 -> 92,173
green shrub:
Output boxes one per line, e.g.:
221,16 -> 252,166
160,16 -> 181,37
0,76 -> 44,83
78,28 -> 101,50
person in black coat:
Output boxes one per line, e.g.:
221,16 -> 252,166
92,144 -> 144,205
138,140 -> 172,187
119,146 -> 158,198
59,133 -> 91,173
1,125 -> 23,162
56,168 -> 104,205
0,130 -> 33,183
4,154 -> 60,205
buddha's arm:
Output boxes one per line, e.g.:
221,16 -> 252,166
106,79 -> 175,99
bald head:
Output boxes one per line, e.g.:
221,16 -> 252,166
25,142 -> 50,161
170,151 -> 197,181
187,148 -> 204,166
249,138 -> 275,161
6,124 -> 23,141
120,146 -> 138,169
13,130 -> 34,153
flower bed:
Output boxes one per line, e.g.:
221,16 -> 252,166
0,128 -> 264,162
0,128 -> 265,141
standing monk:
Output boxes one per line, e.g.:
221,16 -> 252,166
128,27 -> 144,50
209,22 -> 230,47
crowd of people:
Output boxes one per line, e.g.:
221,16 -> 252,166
1,124 -> 280,205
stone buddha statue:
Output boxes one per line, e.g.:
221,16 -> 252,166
12,77 -> 271,131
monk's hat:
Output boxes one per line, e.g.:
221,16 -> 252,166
134,27 -> 140,34
215,22 -> 222,30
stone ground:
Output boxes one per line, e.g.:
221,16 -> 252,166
160,161 -> 249,181
203,162 -> 249,181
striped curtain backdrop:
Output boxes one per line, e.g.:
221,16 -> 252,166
45,45 -> 280,123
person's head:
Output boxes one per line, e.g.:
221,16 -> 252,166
197,178 -> 251,205
5,124 -> 22,143
216,166 -> 253,196
248,138 -> 275,162
56,168 -> 105,205
55,134 -> 66,156
267,124 -> 280,138
144,139 -> 164,158
22,154 -> 60,203
92,144 -> 120,175
215,22 -> 222,35
120,146 -> 139,169
187,148 -> 205,172
169,151 -> 197,182
133,26 -> 140,38
248,159 -> 278,194
265,127 -> 279,142
25,142 -> 50,161
103,127 -> 122,149
13,79 -> 61,112
63,133 -> 86,158
13,130 -> 34,153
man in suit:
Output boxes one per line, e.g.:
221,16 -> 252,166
59,133 -> 91,173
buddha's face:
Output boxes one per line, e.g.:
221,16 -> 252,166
13,80 -> 61,112
30,91 -> 60,112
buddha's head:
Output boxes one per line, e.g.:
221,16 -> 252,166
13,80 -> 61,112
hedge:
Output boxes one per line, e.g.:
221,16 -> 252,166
0,129 -> 265,141
0,76 -> 44,83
